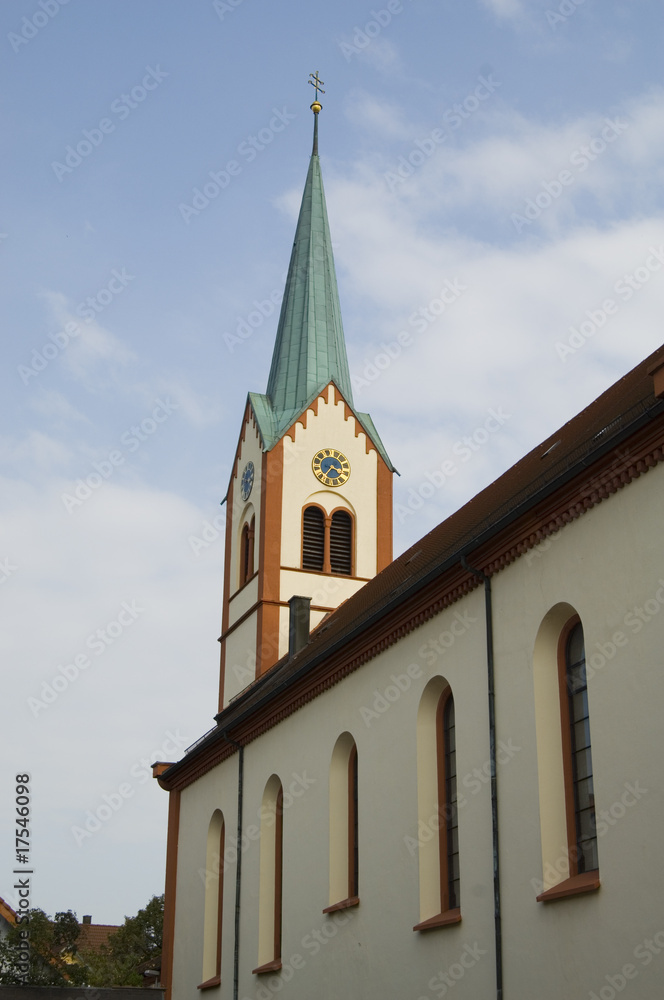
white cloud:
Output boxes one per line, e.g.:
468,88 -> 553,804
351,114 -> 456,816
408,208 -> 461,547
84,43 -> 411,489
29,388 -> 89,424
43,290 -> 137,381
0,478 -> 222,921
480,0 -> 525,18
0,431 -> 73,472
313,91 -> 664,551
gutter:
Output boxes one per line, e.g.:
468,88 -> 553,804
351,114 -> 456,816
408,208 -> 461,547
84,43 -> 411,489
163,399 -> 663,779
222,733 -> 244,1000
461,557 -> 502,1000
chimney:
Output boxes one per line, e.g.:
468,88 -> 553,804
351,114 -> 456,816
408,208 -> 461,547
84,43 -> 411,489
82,915 -> 92,925
288,596 -> 311,658
648,353 -> 664,399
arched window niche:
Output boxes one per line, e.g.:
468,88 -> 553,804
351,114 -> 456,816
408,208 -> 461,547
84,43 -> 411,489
414,676 -> 461,930
325,732 -> 359,913
199,809 -> 224,989
253,775 -> 283,974
533,603 -> 600,901
238,512 -> 255,588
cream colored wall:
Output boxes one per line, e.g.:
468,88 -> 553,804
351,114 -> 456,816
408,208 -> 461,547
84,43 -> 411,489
171,461 -> 664,999
171,587 -> 496,1000
228,573 -> 258,627
222,415 -> 263,705
227,418 -> 263,599
223,615 -> 257,704
170,764 -> 239,1000
493,461 -> 664,998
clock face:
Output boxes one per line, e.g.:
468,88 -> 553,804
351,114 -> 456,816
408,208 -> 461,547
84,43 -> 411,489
240,461 -> 254,501
312,449 -> 351,487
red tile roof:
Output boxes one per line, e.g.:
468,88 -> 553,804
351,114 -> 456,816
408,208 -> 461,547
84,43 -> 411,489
77,923 -> 119,954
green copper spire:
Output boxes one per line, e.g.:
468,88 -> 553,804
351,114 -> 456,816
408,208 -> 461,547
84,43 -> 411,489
266,98 -> 354,436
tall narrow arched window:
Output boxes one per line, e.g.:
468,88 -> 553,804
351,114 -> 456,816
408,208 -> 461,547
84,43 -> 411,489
253,776 -> 283,974
533,605 -> 600,902
561,620 -> 598,875
302,506 -> 325,571
199,811 -> 224,989
438,693 -> 459,913
326,733 -> 359,913
349,744 -> 359,899
239,516 -> 255,587
415,677 -> 461,930
330,510 -> 352,575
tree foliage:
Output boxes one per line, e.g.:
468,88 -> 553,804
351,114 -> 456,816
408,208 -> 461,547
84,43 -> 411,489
80,894 -> 164,987
0,895 -> 163,988
0,909 -> 87,986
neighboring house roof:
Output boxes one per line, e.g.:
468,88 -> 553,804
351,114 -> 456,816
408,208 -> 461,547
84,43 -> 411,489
77,923 -> 119,955
0,897 -> 17,926
159,344 -> 664,790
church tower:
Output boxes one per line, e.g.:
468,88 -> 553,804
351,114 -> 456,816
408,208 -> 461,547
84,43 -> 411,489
218,91 -> 394,711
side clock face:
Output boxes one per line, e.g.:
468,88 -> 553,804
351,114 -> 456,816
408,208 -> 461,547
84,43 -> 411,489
312,449 -> 351,487
240,461 -> 254,501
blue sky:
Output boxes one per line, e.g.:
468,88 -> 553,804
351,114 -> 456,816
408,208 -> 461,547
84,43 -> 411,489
1,0 -> 663,925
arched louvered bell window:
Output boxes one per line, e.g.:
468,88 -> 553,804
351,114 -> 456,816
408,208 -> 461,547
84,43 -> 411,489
330,510 -> 352,575
303,506 -> 325,570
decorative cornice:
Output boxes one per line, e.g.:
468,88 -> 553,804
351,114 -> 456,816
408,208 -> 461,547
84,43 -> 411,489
162,413 -> 664,792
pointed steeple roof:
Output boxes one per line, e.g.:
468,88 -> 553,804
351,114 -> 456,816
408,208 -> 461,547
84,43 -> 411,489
265,106 -> 354,438
233,95 -> 395,480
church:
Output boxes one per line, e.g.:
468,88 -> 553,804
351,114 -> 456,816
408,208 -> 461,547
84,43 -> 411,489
154,91 -> 664,1000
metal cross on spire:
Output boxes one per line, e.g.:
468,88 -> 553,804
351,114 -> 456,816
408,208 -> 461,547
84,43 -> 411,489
308,71 -> 325,102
